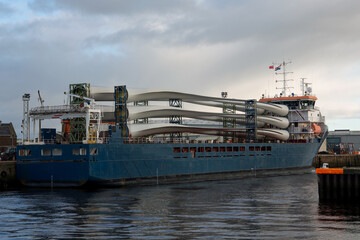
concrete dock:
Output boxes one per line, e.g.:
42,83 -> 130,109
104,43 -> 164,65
315,154 -> 360,201
0,161 -> 17,190
314,154 -> 360,168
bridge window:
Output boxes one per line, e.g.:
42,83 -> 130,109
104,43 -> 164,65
233,147 -> 239,152
267,146 -> 272,151
205,147 -> 211,152
240,146 -> 245,152
198,147 -> 204,152
227,147 -> 232,152
249,146 -> 254,151
213,147 -> 219,152
173,147 -> 180,153
220,147 -> 225,152
182,147 -> 189,153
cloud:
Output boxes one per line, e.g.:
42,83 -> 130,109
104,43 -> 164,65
0,1 -> 14,16
27,0 -> 57,13
1,0 -> 360,134
29,0 -> 197,15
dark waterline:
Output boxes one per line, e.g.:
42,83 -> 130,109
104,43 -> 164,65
1,173 -> 360,239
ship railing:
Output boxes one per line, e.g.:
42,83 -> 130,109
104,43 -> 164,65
289,106 -> 314,111
19,137 -> 318,145
123,137 -> 193,144
121,137 -> 296,144
30,104 -> 86,115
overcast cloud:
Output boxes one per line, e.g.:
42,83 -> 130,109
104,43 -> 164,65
1,0 -> 360,134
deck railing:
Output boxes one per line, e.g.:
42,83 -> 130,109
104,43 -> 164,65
19,131 -> 328,146
30,105 -> 86,115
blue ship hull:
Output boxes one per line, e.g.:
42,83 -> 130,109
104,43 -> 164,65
16,131 -> 327,187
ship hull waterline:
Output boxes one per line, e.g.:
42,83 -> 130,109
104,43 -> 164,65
16,137 -> 326,188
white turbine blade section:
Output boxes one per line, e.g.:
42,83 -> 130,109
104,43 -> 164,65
219,99 -> 288,116
185,115 -> 266,128
100,112 -> 266,127
185,101 -> 265,115
89,87 -> 115,101
128,123 -> 289,141
256,129 -> 289,141
128,106 -> 242,119
99,105 -> 289,129
256,103 -> 288,116
89,87 -> 289,116
127,89 -> 241,102
128,106 -> 289,129
257,116 -> 289,129
128,90 -> 288,116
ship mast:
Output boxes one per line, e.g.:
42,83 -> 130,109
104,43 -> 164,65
275,60 -> 293,96
300,78 -> 306,96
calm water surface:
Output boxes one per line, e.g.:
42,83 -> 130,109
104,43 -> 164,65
1,173 -> 360,239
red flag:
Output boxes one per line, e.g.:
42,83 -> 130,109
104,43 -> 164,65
269,65 -> 274,69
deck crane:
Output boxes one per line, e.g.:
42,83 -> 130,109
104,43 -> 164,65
38,90 -> 44,107
36,90 -> 45,142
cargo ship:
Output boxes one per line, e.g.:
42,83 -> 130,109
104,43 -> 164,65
16,68 -> 327,187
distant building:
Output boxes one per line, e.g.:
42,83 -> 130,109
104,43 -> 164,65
0,121 -> 17,152
326,130 -> 360,153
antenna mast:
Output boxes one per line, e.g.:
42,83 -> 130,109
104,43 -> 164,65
275,60 -> 293,96
300,78 -> 307,96
22,93 -> 30,143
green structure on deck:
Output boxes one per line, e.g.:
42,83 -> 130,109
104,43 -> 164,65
68,83 -> 90,143
169,98 -> 182,140
245,100 -> 257,143
222,102 -> 236,142
115,86 -> 129,142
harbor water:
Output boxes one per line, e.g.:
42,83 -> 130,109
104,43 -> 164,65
1,172 -> 360,239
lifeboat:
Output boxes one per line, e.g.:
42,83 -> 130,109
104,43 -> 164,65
311,123 -> 321,135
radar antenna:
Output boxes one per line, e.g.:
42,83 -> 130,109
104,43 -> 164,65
300,78 -> 312,96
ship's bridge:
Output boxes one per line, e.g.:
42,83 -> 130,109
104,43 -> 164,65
259,94 -> 324,141
259,96 -> 318,110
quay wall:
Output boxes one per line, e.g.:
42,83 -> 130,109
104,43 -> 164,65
313,154 -> 360,168
0,161 -> 17,190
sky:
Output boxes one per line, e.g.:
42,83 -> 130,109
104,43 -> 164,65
0,0 -> 360,136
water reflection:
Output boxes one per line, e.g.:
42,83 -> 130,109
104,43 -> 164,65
1,174 -> 360,239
